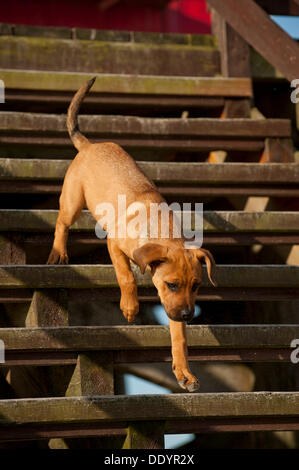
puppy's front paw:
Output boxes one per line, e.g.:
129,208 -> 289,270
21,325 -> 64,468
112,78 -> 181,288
178,377 -> 200,393
120,297 -> 139,323
172,364 -> 200,393
47,248 -> 69,265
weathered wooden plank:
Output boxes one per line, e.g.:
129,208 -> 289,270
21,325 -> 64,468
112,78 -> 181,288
0,24 -> 215,46
0,36 -> 220,77
202,233 -> 299,246
1,416 -> 299,441
0,70 -> 253,98
2,159 -> 299,183
12,24 -> 72,39
0,393 -> 298,425
207,0 -> 299,82
4,91 -> 225,112
0,265 -> 298,289
0,209 -> 298,233
0,135 -> 267,152
1,286 -> 297,302
3,351 -> 77,366
3,181 -> 299,198
0,325 -> 298,351
114,348 -> 292,364
16,231 -> 299,248
0,113 -> 290,137
201,211 -> 299,233
0,158 -> 69,179
0,32 -> 286,81
2,347 -> 293,366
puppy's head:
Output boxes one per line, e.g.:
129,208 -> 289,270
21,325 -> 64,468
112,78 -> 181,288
133,243 -> 217,322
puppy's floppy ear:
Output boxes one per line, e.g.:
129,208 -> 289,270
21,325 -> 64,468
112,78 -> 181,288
195,248 -> 217,287
133,243 -> 168,274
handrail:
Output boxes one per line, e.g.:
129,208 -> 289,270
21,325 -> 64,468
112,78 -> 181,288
208,0 -> 299,82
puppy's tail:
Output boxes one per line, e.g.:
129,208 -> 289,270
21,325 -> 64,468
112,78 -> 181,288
67,76 -> 96,151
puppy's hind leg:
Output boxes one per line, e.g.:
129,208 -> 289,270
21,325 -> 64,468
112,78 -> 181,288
47,181 -> 85,265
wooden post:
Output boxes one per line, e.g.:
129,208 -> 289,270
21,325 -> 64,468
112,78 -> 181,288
209,8 -> 251,164
122,421 -> 165,450
0,233 -> 26,265
260,138 -> 294,163
211,7 -> 294,164
26,290 -> 69,448
0,232 -> 53,447
211,9 -> 251,118
66,352 -> 114,397
26,288 -> 68,327
208,0 -> 299,83
49,352 -> 116,449
20,264 -> 70,447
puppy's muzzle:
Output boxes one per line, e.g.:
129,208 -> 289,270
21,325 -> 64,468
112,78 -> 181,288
180,308 -> 194,322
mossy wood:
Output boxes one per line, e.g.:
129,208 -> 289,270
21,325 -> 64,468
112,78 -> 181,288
0,113 -> 291,137
0,325 -> 298,351
0,70 -> 252,97
0,265 -> 298,289
0,393 -> 299,425
0,209 -> 298,233
1,159 -> 298,183
0,36 -> 220,77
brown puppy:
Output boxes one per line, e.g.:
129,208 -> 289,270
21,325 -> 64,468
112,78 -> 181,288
47,77 -> 217,392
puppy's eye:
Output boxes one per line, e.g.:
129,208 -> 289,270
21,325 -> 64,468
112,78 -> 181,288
166,282 -> 179,292
192,282 -> 201,292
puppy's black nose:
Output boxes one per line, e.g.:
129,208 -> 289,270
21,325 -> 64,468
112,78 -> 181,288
181,308 -> 194,322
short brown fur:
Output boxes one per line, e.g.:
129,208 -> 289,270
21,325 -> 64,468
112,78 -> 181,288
47,78 -> 217,392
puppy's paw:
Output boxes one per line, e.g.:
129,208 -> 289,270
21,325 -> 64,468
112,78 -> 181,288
120,297 -> 139,323
47,249 -> 69,265
173,365 -> 200,393
178,377 -> 200,393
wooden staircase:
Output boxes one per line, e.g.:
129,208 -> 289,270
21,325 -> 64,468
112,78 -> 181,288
0,17 -> 299,449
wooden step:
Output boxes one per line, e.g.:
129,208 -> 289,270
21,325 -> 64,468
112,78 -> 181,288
1,159 -> 298,182
2,211 -> 299,253
0,325 -> 297,365
0,265 -> 298,294
0,393 -> 298,440
0,23 -> 286,81
0,24 -> 216,44
0,34 -> 219,77
0,209 -> 298,234
1,70 -> 252,110
1,159 -> 299,197
0,113 -> 291,152
0,69 -> 252,114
